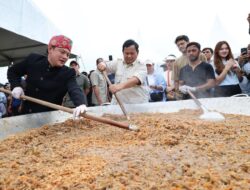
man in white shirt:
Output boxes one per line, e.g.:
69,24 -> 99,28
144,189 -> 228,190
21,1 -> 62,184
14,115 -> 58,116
98,39 -> 149,104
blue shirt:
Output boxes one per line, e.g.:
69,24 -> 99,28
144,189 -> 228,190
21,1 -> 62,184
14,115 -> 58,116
147,72 -> 166,93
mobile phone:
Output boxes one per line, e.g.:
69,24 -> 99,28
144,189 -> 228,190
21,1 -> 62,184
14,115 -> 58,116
241,48 -> 247,55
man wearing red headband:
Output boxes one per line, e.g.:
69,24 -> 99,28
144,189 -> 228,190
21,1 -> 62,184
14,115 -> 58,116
7,35 -> 87,118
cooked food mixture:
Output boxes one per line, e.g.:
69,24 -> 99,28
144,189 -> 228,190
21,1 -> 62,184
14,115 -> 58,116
0,110 -> 249,189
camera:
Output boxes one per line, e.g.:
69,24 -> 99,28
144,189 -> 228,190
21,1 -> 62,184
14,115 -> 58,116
241,47 -> 247,55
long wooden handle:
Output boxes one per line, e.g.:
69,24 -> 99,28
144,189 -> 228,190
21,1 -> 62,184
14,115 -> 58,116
0,88 -> 131,130
102,72 -> 130,120
187,90 -> 202,107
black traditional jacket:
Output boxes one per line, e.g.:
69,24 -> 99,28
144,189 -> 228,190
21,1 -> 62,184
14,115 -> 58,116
8,53 -> 86,114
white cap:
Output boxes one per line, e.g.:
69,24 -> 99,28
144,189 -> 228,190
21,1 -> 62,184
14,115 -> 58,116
144,59 -> 154,65
164,55 -> 176,62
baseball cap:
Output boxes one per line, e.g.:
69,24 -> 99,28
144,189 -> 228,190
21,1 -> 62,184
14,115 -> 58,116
164,55 -> 176,62
144,59 -> 154,65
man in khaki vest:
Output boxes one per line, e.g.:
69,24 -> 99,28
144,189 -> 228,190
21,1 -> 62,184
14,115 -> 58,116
90,58 -> 110,106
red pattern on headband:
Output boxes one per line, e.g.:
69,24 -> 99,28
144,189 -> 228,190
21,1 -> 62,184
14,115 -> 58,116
48,35 -> 72,52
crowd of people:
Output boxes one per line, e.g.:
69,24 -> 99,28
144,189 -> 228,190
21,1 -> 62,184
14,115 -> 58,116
0,13 -> 250,118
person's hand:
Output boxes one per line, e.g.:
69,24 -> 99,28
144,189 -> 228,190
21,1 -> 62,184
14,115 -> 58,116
73,104 -> 88,119
97,62 -> 106,71
18,105 -> 22,113
12,87 -> 24,99
179,85 -> 196,94
109,83 -> 123,94
224,58 -> 235,72
232,66 -> 241,73
7,106 -> 12,114
238,54 -> 249,66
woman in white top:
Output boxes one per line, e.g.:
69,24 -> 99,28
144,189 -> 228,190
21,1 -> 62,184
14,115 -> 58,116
213,41 -> 242,97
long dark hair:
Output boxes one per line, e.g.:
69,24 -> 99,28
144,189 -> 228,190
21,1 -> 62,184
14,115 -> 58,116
213,41 -> 234,75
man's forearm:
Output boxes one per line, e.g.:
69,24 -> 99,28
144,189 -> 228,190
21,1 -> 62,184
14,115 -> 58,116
120,77 -> 140,90
174,81 -> 179,90
84,89 -> 90,95
196,80 -> 215,91
93,87 -> 102,105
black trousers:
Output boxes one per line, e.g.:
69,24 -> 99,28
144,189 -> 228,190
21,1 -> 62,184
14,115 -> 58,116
214,84 -> 242,97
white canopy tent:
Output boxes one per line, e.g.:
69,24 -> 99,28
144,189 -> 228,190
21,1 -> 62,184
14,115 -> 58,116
0,0 -> 78,83
0,0 -> 80,62
0,27 -> 48,67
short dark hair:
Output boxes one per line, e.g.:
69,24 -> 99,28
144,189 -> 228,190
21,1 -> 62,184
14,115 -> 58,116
202,47 -> 213,54
122,39 -> 139,53
96,58 -> 103,65
186,42 -> 201,50
175,35 -> 189,44
70,60 -> 78,66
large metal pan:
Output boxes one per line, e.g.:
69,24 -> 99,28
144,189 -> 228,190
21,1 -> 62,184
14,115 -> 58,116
0,97 -> 250,140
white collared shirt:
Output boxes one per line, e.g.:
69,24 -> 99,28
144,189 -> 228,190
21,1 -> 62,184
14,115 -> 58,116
106,59 -> 149,104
